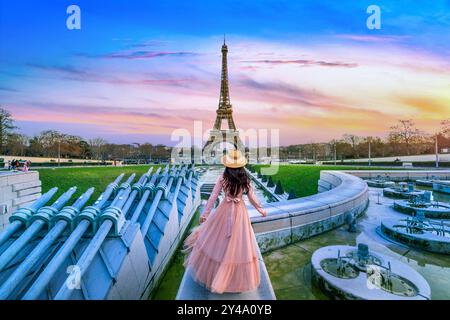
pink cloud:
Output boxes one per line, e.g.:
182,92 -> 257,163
241,59 -> 357,68
336,34 -> 411,43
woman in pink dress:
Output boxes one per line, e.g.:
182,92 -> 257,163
183,150 -> 267,294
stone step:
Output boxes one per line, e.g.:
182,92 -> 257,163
13,192 -> 40,206
12,180 -> 41,192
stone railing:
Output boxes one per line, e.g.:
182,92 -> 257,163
250,171 -> 369,253
344,170 -> 450,181
0,171 -> 41,231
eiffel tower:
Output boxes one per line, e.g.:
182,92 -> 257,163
203,38 -> 244,162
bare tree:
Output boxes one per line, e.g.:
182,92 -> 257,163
89,137 -> 108,160
6,133 -> 29,156
342,134 -> 361,158
389,119 -> 421,155
0,107 -> 17,154
442,119 -> 450,135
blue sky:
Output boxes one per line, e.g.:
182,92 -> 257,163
1,0 -> 449,145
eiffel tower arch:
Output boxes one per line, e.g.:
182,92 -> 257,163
203,38 -> 245,164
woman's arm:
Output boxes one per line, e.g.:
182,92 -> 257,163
247,184 -> 267,217
200,175 -> 223,222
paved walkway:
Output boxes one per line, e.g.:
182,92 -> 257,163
176,247 -> 276,300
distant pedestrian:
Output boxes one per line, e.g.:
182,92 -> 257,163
16,160 -> 28,172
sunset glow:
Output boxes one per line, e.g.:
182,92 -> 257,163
1,0 -> 449,145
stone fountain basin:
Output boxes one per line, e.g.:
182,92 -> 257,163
366,180 -> 395,188
311,245 -> 430,300
380,219 -> 450,254
415,179 -> 438,187
393,201 -> 450,219
433,181 -> 450,194
383,188 -> 425,199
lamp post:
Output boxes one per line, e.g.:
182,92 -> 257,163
57,140 -> 61,167
368,137 -> 372,167
333,140 -> 337,166
435,133 -> 439,168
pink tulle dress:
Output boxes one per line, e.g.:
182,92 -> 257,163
183,174 -> 267,294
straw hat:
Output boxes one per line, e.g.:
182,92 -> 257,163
222,149 -> 247,168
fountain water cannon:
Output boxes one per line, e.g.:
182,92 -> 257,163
169,165 -> 188,204
28,187 -> 78,227
129,167 -> 162,224
121,167 -> 154,215
72,173 -> 125,233
164,165 -> 182,198
187,163 -> 197,179
89,173 -> 136,235
422,191 -> 432,204
51,187 -> 95,229
357,243 -> 369,262
55,169 -> 155,299
0,187 -> 96,300
21,174 -> 126,300
416,210 -> 425,221
0,187 -> 77,272
97,182 -> 135,237
0,163 -> 203,300
186,164 -> 195,182
312,245 -> 430,299
155,165 -> 178,200
0,187 -> 58,247
130,167 -> 154,201
141,165 -> 182,235
9,187 -> 59,226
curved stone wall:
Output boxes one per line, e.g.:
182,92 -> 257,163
344,170 -> 450,181
250,171 -> 369,253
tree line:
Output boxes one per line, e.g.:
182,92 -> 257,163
1,107 -> 448,161
0,107 -> 172,161
279,119 -> 449,161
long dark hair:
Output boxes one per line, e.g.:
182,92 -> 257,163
222,167 -> 250,197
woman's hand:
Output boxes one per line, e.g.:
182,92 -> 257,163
261,210 -> 267,217
199,214 -> 208,223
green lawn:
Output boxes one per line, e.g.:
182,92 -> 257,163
36,164 -> 403,204
37,165 -> 162,205
151,210 -> 201,300
252,164 -> 403,198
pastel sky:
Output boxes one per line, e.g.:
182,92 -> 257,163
1,0 -> 449,146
